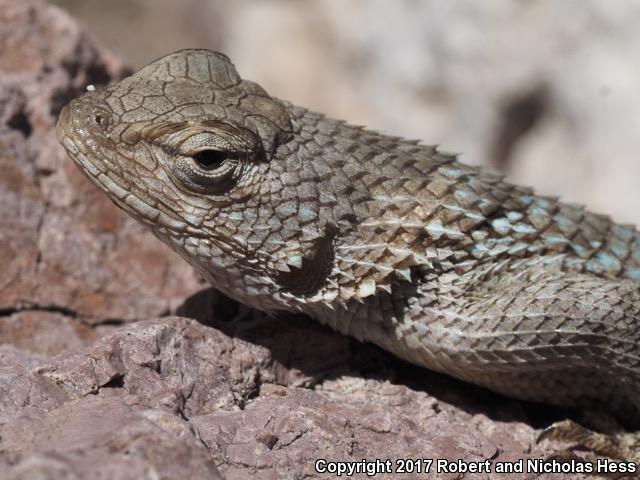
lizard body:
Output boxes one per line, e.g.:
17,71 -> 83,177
57,50 -> 640,424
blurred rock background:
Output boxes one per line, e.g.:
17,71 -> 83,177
52,0 -> 640,225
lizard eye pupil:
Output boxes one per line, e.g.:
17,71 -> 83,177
193,150 -> 226,170
94,114 -> 104,126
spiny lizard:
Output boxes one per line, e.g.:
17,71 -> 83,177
56,49 -> 640,428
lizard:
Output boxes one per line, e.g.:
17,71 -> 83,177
56,49 -> 640,458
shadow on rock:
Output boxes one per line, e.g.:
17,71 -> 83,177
176,286 -> 575,430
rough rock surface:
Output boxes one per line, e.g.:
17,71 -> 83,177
0,1 -> 592,478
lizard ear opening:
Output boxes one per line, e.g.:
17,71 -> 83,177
274,227 -> 336,296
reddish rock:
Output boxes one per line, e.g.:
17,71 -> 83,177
0,0 -> 203,324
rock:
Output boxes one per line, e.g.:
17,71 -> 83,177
0,0 -> 203,324
2,315 -> 575,480
0,311 -> 98,357
2,395 -> 223,480
0,0 -> 591,479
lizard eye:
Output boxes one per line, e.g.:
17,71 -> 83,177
174,146 -> 243,193
167,125 -> 259,194
192,149 -> 226,170
176,150 -> 239,192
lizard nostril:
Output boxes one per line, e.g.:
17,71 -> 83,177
85,107 -> 113,138
90,110 -> 112,131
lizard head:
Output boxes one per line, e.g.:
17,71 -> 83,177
56,49 -> 339,312
57,49 -> 441,315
